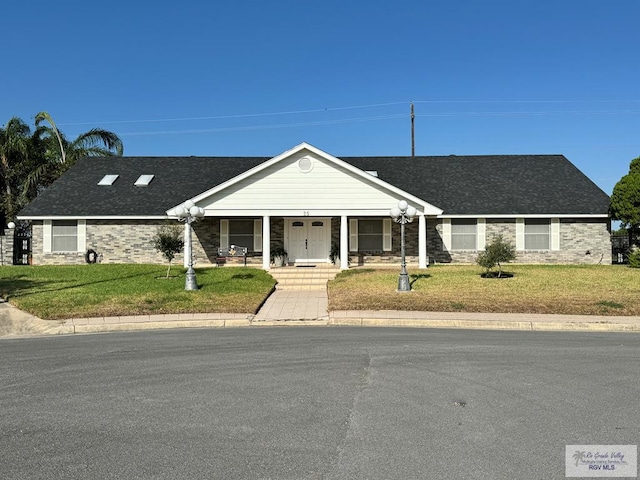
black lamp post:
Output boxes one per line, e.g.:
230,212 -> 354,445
390,200 -> 417,292
175,200 -> 204,291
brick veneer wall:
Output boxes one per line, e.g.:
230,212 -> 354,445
1,229 -> 14,266
31,220 -> 178,265
334,217 -> 611,265
30,216 -> 611,266
432,218 -> 611,264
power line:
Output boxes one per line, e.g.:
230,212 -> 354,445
415,110 -> 640,117
111,109 -> 640,137
57,99 -> 640,128
58,102 -> 408,127
118,114 -> 406,137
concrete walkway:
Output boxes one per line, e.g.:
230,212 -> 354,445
2,290 -> 640,336
253,289 -> 329,322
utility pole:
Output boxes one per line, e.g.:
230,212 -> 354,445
410,102 -> 415,157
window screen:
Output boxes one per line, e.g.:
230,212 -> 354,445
358,220 -> 383,251
525,219 -> 550,250
52,221 -> 78,252
451,219 -> 477,250
229,220 -> 254,249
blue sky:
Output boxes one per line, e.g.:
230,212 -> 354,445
3,0 -> 639,195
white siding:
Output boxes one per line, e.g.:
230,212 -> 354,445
200,154 -> 417,213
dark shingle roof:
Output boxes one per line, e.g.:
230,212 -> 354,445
18,154 -> 610,217
342,155 -> 610,215
19,156 -> 268,217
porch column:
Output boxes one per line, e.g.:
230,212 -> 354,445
340,215 -> 349,270
418,214 -> 427,269
262,215 -> 270,270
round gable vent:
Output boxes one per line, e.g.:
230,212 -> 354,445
297,156 -> 313,173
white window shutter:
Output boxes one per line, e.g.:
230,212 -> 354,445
349,219 -> 358,252
477,218 -> 486,251
551,218 -> 560,251
253,219 -> 263,252
442,218 -> 451,251
77,220 -> 86,252
220,220 -> 229,249
43,220 -> 52,253
382,218 -> 392,251
516,218 -> 525,250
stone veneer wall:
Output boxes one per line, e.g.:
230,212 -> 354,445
332,217 -> 611,265
1,229 -> 14,266
192,217 -> 283,266
31,218 -> 285,266
431,218 -> 611,264
31,220 -> 177,265
30,216 -> 611,266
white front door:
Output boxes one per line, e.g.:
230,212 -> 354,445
287,219 -> 330,264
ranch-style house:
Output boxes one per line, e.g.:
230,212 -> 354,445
16,142 -> 611,268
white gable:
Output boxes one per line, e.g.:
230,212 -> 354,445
168,143 -> 442,217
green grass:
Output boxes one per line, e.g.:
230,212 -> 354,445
0,264 -> 276,320
328,264 -> 640,316
2,264 -> 639,319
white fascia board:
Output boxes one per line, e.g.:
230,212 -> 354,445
200,208 -> 426,217
439,213 -> 609,219
167,141 -> 443,216
17,215 -> 169,221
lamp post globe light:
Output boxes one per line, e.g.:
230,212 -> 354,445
175,200 -> 205,291
390,200 -> 417,292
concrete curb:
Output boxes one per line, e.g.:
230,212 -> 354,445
327,317 -> 640,332
328,310 -> 640,332
3,300 -> 640,336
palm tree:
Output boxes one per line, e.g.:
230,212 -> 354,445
22,111 -> 124,201
572,451 -> 586,467
0,112 -> 123,225
0,117 -> 32,222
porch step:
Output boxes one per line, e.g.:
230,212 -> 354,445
269,266 -> 339,290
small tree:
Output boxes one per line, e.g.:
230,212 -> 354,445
476,234 -> 516,278
610,156 -> 640,250
151,224 -> 184,278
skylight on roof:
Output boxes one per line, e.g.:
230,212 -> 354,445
98,174 -> 119,186
365,170 -> 379,178
134,174 -> 154,186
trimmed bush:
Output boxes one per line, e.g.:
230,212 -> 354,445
477,234 -> 516,278
151,224 -> 184,278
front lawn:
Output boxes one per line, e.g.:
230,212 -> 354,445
328,265 -> 640,316
2,264 -> 638,320
0,264 -> 276,320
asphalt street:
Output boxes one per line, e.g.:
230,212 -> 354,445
1,327 -> 638,479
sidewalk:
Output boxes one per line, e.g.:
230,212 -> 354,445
2,292 -> 640,337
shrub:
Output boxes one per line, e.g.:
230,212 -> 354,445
151,224 -> 184,278
628,250 -> 640,268
477,234 -> 516,278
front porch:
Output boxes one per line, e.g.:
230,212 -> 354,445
190,215 -> 432,270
